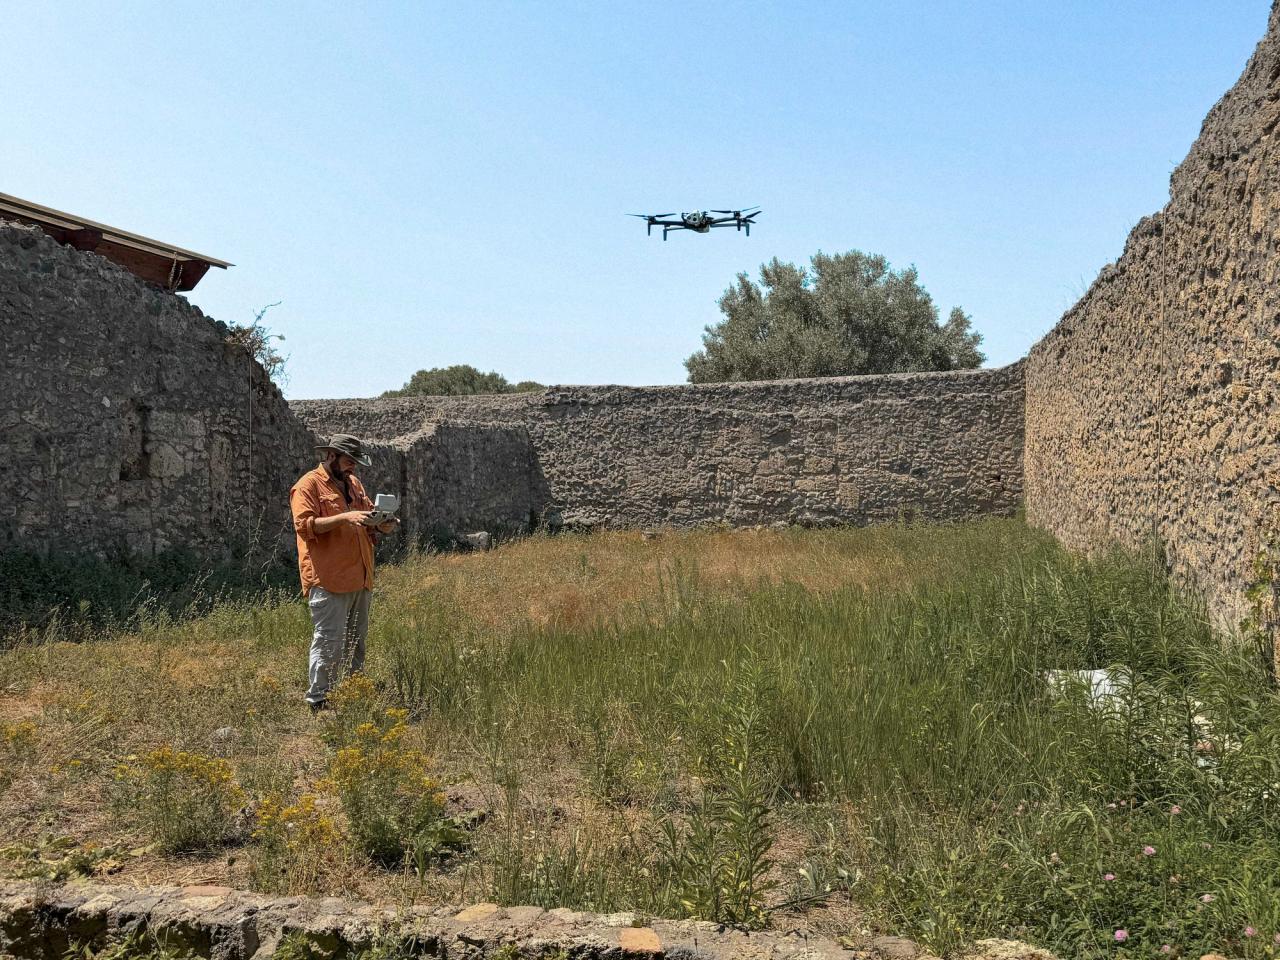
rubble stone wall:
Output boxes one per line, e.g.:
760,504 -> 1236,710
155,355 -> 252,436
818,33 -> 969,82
332,424 -> 538,544
4,879 -> 1025,960
1024,2 -> 1280,630
0,222 -> 316,560
3,212 -> 1027,554
390,422 -> 539,541
293,364 -> 1026,531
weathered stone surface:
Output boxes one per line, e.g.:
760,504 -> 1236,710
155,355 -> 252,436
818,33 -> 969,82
0,222 -> 541,560
293,365 -> 1026,532
957,940 -> 1056,960
871,933 -> 921,958
453,901 -> 499,923
460,531 -> 493,552
0,221 -> 316,560
1024,1 -> 1280,638
0,880 -> 1024,960
618,924 -> 662,956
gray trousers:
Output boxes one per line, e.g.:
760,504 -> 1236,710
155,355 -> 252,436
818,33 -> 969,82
305,586 -> 371,704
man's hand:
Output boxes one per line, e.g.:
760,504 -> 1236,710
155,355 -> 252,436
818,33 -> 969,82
313,510 -> 373,534
375,517 -> 400,534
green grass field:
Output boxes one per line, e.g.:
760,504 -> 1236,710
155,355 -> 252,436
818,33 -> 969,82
2,520 -> 1278,958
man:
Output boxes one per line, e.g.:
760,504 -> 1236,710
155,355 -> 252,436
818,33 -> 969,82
290,434 -> 398,712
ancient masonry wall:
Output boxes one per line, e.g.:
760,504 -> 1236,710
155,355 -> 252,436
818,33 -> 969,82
2,879 -> 1047,960
354,423 -> 539,542
13,2 -> 1280,629
0,222 -> 316,560
1024,2 -> 1280,630
0,212 -> 1023,564
292,364 -> 1026,532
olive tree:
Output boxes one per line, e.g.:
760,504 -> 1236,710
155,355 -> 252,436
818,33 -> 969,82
382,364 -> 543,397
685,250 -> 984,383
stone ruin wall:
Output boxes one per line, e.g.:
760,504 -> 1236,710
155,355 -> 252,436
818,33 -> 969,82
1,214 -> 1028,568
291,364 -> 1026,533
353,423 -> 539,543
1024,1 -> 1280,631
0,221 -> 316,561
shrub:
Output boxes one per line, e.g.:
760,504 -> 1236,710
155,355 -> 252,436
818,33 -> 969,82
660,656 -> 778,928
112,746 -> 244,852
321,680 -> 447,864
249,792 -> 341,893
0,545 -> 295,641
1,718 -> 38,790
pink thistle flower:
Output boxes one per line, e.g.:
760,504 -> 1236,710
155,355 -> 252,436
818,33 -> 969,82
1160,946 -> 1172,955
1170,805 -> 1181,814
1049,852 -> 1061,865
1246,927 -> 1257,938
1272,932 -> 1280,944
1104,873 -> 1116,881
1200,894 -> 1216,903
1142,845 -> 1156,856
1114,929 -> 1128,942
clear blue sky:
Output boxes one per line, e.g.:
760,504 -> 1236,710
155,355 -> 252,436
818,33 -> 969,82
4,2 -> 1271,399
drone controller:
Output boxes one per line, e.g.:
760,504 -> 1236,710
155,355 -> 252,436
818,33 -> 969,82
363,493 -> 400,527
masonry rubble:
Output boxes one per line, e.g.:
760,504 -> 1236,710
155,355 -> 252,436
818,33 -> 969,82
0,880 -> 1060,960
292,366 -> 1026,537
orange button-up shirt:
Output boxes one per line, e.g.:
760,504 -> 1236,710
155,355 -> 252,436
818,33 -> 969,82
289,465 -> 377,596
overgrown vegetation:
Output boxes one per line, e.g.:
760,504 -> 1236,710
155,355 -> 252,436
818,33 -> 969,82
111,746 -> 244,852
64,930 -> 199,960
381,363 -> 544,397
320,675 -> 460,865
686,249 -> 984,383
0,545 -> 295,641
3,520 -> 1278,960
225,301 -> 288,385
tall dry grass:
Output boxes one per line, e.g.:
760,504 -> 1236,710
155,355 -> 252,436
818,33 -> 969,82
3,520 -> 1279,959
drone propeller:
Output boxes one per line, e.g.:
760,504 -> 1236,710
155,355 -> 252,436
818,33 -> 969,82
628,213 -> 674,220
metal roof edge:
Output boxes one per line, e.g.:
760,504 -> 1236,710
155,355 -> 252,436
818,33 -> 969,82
0,191 -> 232,267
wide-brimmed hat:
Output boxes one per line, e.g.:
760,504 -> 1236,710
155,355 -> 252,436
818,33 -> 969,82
314,434 -> 372,466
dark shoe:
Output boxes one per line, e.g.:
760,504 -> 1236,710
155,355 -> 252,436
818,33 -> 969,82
308,699 -> 329,715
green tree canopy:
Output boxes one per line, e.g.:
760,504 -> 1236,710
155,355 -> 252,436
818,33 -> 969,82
685,250 -> 984,384
382,364 -> 544,398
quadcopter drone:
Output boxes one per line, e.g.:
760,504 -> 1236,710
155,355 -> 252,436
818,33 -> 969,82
629,207 -> 761,240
